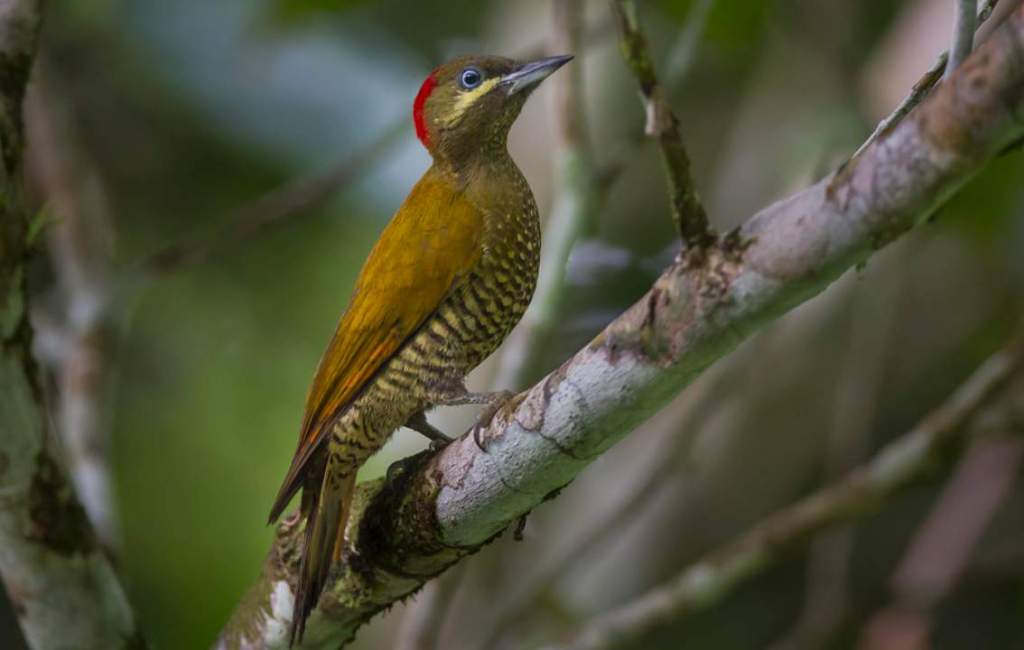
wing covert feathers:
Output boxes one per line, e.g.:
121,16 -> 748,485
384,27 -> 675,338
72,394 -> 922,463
268,172 -> 485,523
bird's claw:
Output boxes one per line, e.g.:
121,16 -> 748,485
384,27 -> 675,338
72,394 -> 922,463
428,437 -> 451,453
469,390 -> 515,453
472,423 -> 488,452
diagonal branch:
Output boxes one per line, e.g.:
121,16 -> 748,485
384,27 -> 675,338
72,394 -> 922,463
545,340 -> 1024,650
216,7 -> 1024,649
852,0 -> 1003,159
611,0 -> 713,253
860,432 -> 1023,650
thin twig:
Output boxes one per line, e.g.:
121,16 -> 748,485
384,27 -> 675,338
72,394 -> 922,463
947,0 -> 979,78
546,341 -> 1024,650
611,0 -> 713,253
852,0 -> 1000,159
495,0 -> 714,389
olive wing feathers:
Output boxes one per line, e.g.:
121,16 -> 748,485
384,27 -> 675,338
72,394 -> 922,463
268,174 -> 485,522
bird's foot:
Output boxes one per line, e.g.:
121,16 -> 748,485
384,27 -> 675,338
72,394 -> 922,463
405,411 -> 454,450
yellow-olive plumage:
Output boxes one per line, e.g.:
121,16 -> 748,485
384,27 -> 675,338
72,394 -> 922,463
267,53 -> 572,644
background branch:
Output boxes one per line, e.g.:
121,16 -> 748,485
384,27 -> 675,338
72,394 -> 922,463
859,428 -> 1023,650
546,340 -> 1024,650
0,1 -> 144,647
215,9 -> 1024,648
769,266 -> 906,650
479,360 -> 737,649
26,65 -> 122,550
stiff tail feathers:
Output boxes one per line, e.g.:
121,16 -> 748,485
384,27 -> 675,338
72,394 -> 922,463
289,472 -> 356,647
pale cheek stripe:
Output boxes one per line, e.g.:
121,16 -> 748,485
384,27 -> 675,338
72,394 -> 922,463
441,78 -> 501,127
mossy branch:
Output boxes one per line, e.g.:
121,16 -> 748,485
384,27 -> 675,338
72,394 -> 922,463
611,0 -> 713,253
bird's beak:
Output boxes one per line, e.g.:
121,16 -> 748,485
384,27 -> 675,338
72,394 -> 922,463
501,54 -> 574,95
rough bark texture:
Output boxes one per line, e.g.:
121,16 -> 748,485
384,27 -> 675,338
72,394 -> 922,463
0,1 -> 143,648
217,8 -> 1024,649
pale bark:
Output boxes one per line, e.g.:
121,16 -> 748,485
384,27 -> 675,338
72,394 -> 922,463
0,1 -> 143,648
216,7 -> 1024,649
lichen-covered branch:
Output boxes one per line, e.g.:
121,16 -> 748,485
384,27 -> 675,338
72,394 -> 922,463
0,1 -> 144,647
611,0 -> 713,252
216,8 -> 1024,649
545,342 -> 1023,650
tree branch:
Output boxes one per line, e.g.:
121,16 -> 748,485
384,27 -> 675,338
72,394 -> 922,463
546,341 -> 1024,650
480,356 -> 739,649
611,0 -> 713,253
0,1 -> 144,647
216,8 -> 1024,649
852,0 -> 1003,159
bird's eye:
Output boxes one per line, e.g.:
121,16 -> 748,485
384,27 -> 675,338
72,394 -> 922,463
459,67 -> 483,90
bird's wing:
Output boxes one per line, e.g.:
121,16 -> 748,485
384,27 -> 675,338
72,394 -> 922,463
268,173 -> 485,522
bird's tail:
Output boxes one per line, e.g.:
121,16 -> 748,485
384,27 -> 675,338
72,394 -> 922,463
290,470 -> 356,646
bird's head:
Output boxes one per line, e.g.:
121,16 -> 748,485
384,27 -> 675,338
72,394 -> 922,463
413,53 -> 573,164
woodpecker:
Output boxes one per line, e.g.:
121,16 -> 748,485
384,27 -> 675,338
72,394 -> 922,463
267,53 -> 572,644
